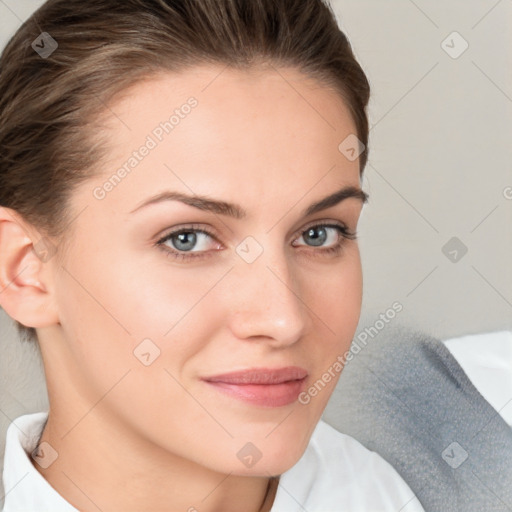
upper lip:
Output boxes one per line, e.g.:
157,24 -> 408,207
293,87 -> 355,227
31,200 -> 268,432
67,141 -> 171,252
202,366 -> 308,385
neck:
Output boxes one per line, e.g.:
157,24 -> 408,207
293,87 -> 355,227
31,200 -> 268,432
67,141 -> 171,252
34,406 -> 277,512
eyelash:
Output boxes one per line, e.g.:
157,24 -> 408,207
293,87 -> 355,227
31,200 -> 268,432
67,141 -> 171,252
155,222 -> 357,262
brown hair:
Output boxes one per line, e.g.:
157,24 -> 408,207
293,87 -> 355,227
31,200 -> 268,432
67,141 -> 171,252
0,0 -> 370,343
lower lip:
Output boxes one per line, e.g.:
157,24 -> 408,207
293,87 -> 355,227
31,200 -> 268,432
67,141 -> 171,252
204,379 -> 307,407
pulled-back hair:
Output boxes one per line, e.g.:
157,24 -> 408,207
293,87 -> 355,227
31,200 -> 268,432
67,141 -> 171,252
0,0 -> 370,343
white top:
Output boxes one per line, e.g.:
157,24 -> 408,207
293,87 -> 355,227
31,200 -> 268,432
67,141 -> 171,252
443,330 -> 512,427
1,412 -> 425,512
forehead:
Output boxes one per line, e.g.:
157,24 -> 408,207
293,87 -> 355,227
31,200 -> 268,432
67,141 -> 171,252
86,65 -> 361,215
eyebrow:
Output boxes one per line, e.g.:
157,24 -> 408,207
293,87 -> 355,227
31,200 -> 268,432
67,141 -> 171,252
129,185 -> 368,218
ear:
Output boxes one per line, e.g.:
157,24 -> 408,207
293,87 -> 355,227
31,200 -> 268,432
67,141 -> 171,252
0,206 -> 60,329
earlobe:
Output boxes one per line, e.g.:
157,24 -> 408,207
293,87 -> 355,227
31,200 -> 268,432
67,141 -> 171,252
0,207 -> 60,328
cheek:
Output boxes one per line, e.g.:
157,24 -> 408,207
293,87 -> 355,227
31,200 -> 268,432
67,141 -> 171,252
301,249 -> 362,395
313,247 -> 363,343
53,252 -> 222,438
54,262 -> 139,399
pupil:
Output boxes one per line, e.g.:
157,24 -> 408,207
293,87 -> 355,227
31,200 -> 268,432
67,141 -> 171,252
305,227 -> 326,247
174,232 -> 196,251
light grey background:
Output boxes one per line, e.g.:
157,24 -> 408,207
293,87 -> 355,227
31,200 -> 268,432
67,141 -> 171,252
1,0 -> 511,506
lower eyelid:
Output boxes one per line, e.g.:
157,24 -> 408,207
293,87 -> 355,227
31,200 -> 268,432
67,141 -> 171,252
157,223 -> 353,259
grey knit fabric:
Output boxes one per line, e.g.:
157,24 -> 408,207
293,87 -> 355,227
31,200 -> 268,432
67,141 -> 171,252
324,327 -> 512,512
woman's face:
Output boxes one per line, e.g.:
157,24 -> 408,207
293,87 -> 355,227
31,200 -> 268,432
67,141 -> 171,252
43,65 -> 365,476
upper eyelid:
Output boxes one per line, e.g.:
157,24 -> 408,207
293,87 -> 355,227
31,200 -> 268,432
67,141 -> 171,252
157,220 -> 350,247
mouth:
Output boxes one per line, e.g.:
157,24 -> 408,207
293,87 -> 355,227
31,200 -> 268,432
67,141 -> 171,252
201,366 -> 308,407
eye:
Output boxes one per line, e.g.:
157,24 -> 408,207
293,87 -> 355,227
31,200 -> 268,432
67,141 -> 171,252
155,222 -> 357,261
292,222 -> 357,257
156,224 -> 220,261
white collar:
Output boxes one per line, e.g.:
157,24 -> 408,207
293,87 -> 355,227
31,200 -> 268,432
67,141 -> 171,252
2,411 -> 79,511
2,412 -> 422,512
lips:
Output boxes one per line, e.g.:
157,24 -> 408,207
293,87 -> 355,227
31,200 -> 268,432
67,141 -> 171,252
203,366 -> 308,384
202,366 -> 308,407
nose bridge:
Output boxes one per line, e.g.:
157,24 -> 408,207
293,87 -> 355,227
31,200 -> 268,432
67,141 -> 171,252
227,236 -> 308,344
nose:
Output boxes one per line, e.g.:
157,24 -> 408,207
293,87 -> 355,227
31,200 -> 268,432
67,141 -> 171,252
227,245 -> 309,348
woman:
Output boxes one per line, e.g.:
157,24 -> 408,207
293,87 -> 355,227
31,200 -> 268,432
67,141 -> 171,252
0,0 -> 425,510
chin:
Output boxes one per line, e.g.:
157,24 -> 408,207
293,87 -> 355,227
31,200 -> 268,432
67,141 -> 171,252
227,454 -> 304,478
218,434 -> 311,478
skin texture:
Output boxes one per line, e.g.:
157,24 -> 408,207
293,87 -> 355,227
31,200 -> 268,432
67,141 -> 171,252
0,64 -> 365,512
